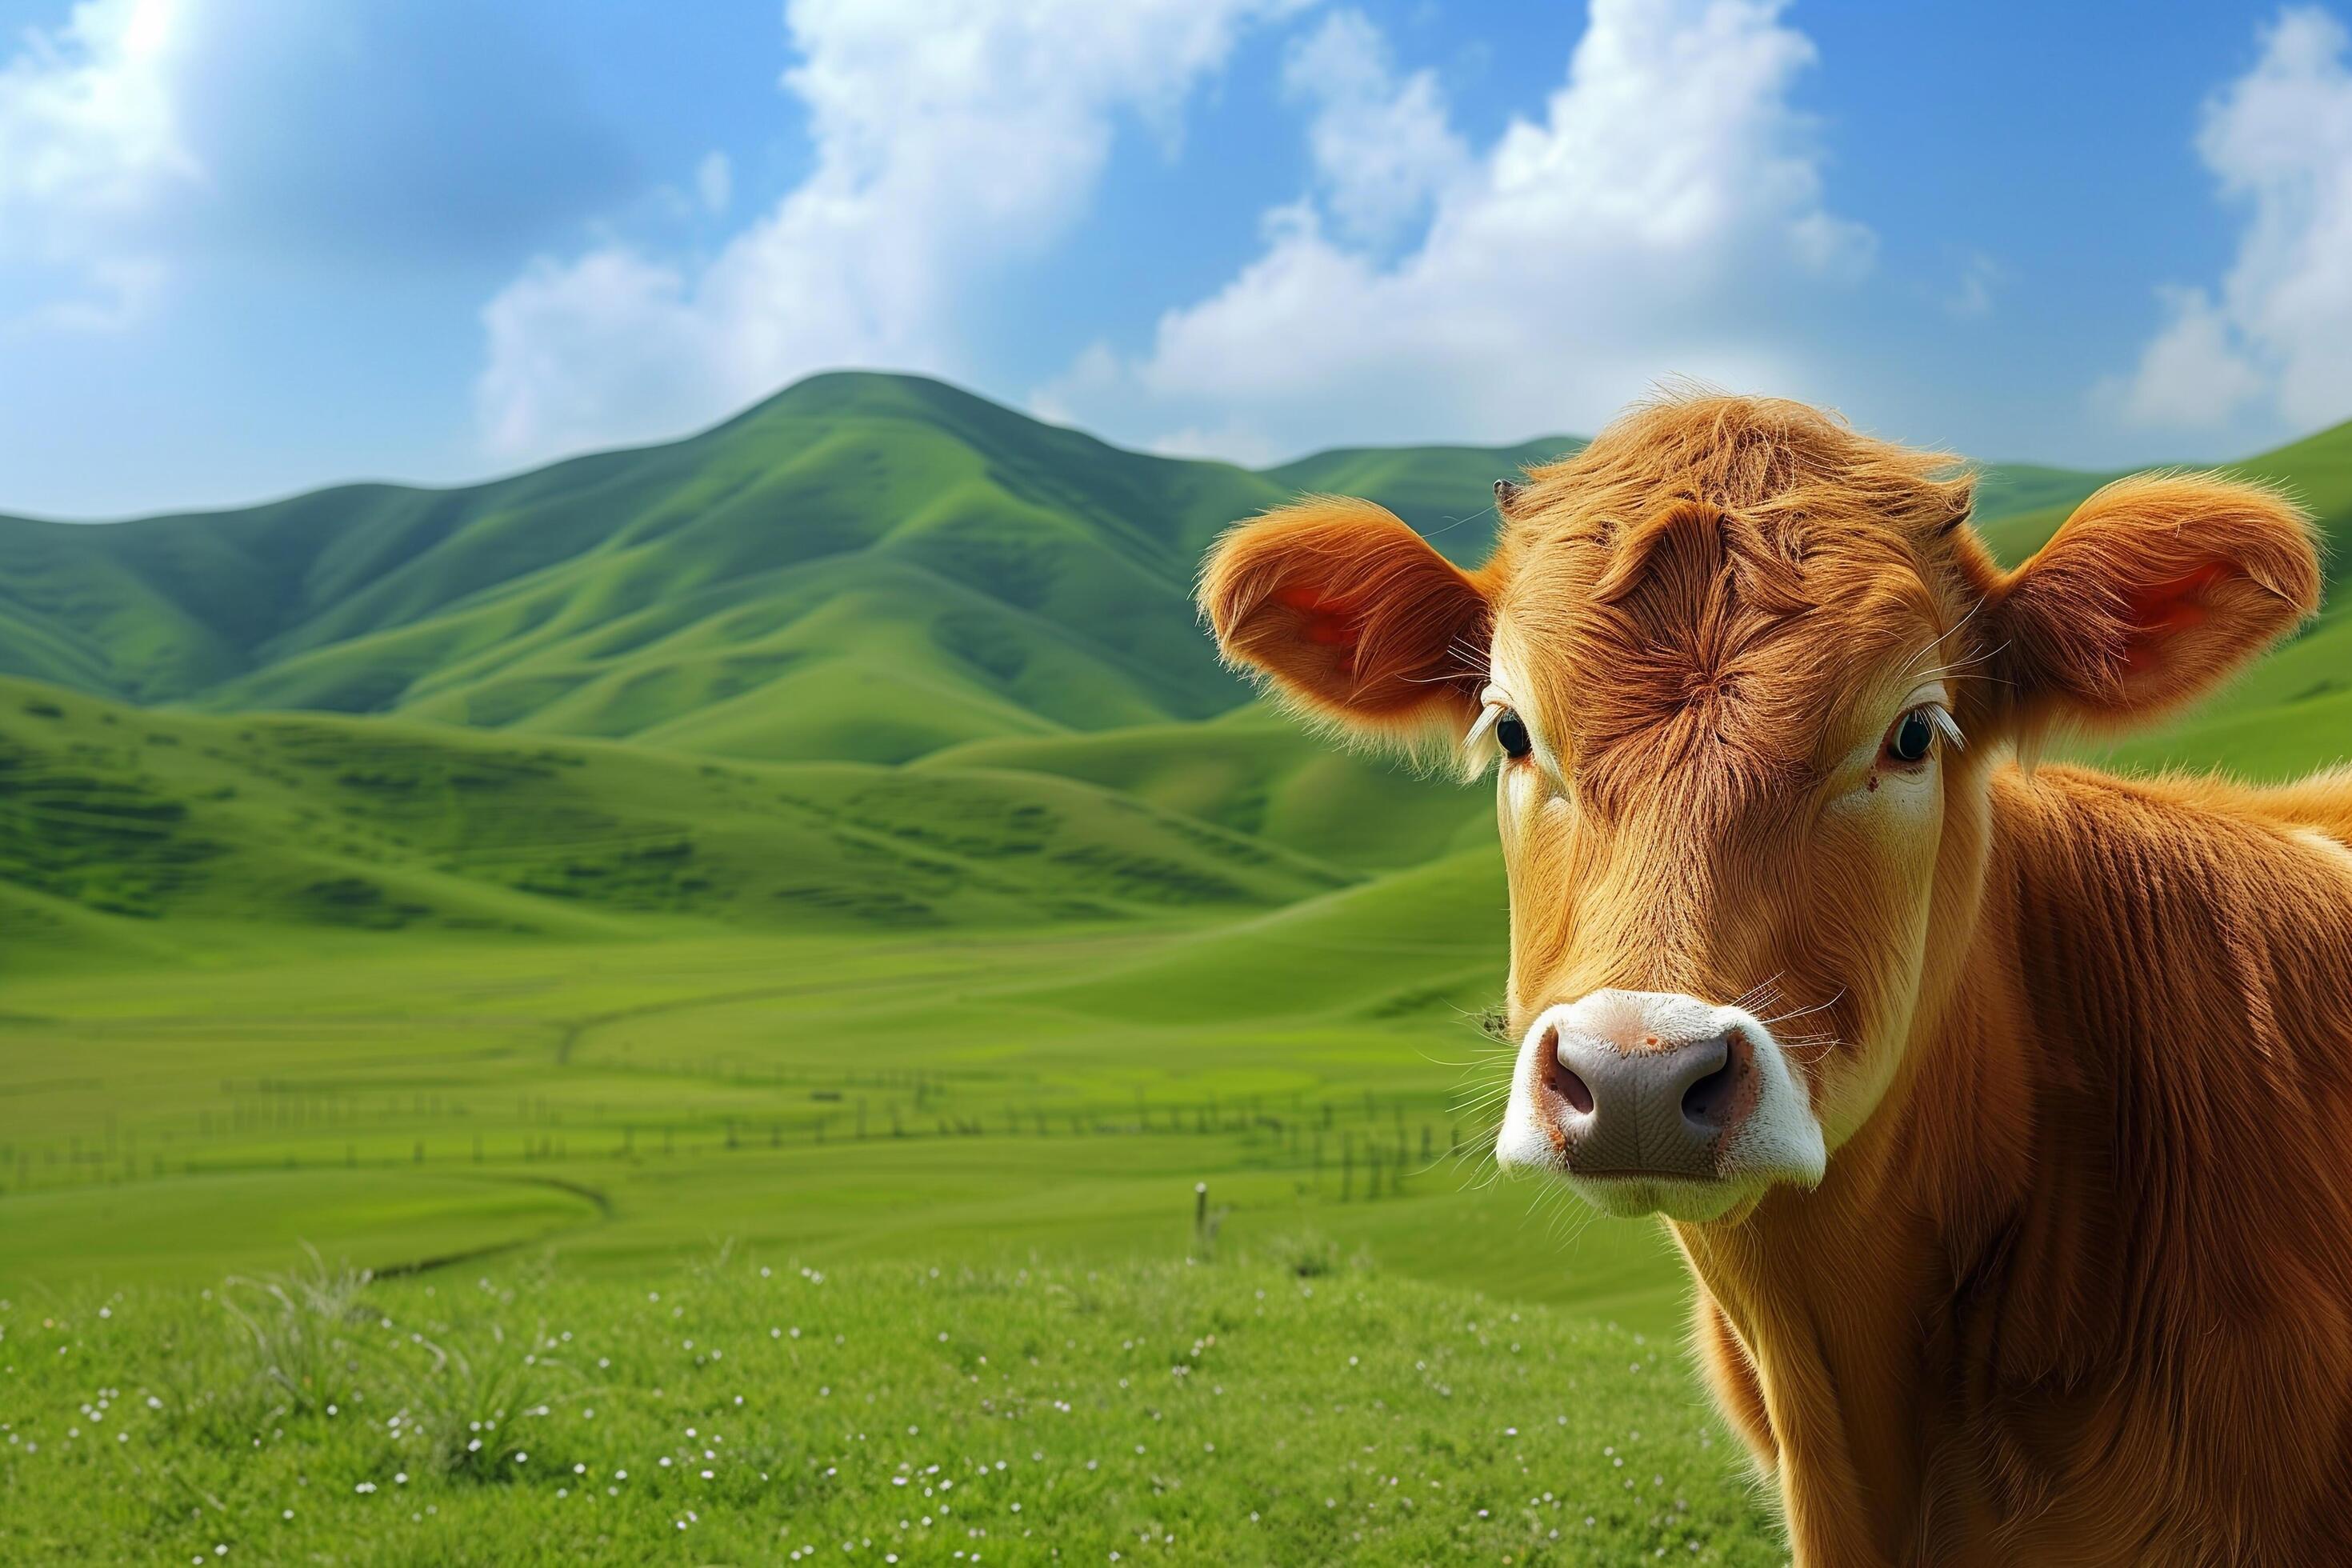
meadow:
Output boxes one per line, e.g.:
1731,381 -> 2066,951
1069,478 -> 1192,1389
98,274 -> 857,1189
0,683 -> 1732,1561
3,1251 -> 1782,1566
0,923 -> 1686,1326
0,899 -> 1756,1562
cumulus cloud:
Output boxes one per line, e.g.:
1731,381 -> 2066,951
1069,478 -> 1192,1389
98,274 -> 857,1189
1284,10 -> 1466,247
1041,0 -> 1871,461
2114,6 -> 2352,433
695,151 -> 732,216
0,0 -> 626,332
0,0 -> 199,330
1943,250 -> 2002,320
476,0 -> 1292,465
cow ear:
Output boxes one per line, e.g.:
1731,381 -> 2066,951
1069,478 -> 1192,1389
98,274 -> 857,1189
1991,473 -> 2320,733
1198,496 -> 1497,754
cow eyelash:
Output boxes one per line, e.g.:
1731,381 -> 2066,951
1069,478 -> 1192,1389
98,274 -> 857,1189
1882,700 -> 1966,767
1463,698 -> 1506,754
1465,687 -> 1537,769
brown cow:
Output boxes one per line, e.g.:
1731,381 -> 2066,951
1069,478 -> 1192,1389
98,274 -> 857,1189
1199,394 -> 2352,1566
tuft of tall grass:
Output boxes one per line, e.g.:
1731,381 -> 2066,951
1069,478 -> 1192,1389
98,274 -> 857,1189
387,1317 -> 582,1478
218,1244 -> 374,1416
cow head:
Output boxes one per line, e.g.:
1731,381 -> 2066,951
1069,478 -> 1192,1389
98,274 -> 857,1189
1201,396 -> 2316,1224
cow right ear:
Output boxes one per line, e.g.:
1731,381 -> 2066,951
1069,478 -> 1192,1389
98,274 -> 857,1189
1987,473 -> 2319,738
1198,497 -> 1497,754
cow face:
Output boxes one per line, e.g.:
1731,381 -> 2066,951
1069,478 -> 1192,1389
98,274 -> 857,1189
1201,397 -> 2315,1224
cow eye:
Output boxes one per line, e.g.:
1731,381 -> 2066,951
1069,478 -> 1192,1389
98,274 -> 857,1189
1883,707 -> 1938,766
1496,710 -> 1533,761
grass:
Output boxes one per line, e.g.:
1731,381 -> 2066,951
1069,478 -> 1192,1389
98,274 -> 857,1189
0,925 -> 1686,1331
5,916 -> 1698,1553
0,673 -> 1683,1329
0,1249 -> 1785,1566
0,678 -> 1398,965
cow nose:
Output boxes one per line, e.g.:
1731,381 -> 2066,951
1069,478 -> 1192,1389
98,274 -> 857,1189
1532,1000 -> 1754,1179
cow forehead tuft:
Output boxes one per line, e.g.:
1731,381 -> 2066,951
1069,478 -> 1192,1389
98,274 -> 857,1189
1486,396 -> 1966,798
1506,391 -> 1976,554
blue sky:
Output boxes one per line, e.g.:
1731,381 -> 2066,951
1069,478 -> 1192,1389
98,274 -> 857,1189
2,0 -> 2348,518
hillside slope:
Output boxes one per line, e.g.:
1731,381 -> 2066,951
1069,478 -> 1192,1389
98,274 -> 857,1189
0,376 -> 1566,762
1262,435 -> 1582,566
0,675 -> 1374,972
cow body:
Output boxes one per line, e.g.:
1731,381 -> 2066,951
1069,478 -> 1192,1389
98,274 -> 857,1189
1198,394 -> 2352,1564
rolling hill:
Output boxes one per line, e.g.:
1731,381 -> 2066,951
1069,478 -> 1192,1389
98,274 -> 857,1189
2,372 -> 2350,961
0,374 -> 1578,764
0,674 -> 1416,973
0,371 -> 2195,771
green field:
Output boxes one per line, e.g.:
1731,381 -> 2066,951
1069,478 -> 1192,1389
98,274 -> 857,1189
0,922 -> 1690,1326
4,1252 -> 1784,1566
6,374 -> 2352,1562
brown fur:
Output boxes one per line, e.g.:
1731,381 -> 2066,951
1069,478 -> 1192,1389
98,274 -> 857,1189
1198,394 -> 2349,1565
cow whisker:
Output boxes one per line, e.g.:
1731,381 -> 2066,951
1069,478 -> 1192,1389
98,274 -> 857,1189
1755,988 -> 1845,1030
1778,1033 -> 1844,1066
1422,1047 -> 1516,1070
1728,971 -> 1787,1016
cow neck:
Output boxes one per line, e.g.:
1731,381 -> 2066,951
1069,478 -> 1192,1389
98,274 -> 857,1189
1671,1083 -> 1957,1565
1665,768 -> 2034,1566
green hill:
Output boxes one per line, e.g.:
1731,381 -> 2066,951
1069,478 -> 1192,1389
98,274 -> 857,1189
1262,435 -> 1584,566
1958,417 -> 2352,782
922,704 -> 1495,872
0,376 -> 1566,763
3,378 -> 2346,951
0,675 -> 1383,972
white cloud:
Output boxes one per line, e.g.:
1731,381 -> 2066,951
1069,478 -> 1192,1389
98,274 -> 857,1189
1284,10 -> 1466,246
1,0 -> 634,337
0,0 -> 200,330
695,150 -> 731,215
1041,0 -> 1870,460
1943,250 -> 2002,319
476,0 -> 1292,465
2115,285 -> 2267,428
2114,6 -> 2352,433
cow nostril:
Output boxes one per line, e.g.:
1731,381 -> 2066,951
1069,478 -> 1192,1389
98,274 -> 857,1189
1536,1026 -> 1595,1116
1682,1060 -> 1735,1129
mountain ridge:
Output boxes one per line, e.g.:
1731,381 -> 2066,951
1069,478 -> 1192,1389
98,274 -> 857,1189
0,372 -> 1582,761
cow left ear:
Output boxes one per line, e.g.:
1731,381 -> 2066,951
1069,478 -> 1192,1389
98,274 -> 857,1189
1198,495 -> 1498,755
1990,473 -> 2320,734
